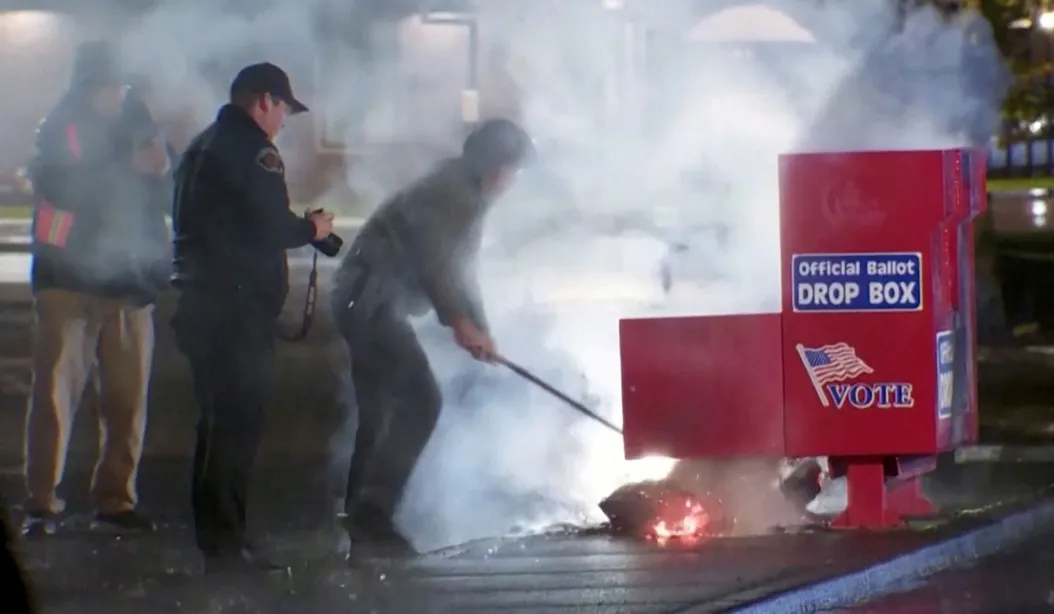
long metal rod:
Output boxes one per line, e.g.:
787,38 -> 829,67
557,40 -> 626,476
497,356 -> 624,436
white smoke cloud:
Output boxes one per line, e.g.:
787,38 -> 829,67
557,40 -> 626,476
111,0 -> 1008,549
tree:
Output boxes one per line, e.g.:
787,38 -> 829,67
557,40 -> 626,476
971,0 -> 1049,139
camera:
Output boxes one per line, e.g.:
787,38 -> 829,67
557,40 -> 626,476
306,209 -> 343,257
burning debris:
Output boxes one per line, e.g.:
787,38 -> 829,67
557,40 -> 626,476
599,479 -> 729,541
776,458 -> 824,515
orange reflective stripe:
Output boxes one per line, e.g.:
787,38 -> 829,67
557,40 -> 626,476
33,202 -> 74,248
49,209 -> 73,247
65,124 -> 82,159
33,203 -> 53,244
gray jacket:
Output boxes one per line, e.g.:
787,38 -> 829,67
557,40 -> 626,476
334,157 -> 492,333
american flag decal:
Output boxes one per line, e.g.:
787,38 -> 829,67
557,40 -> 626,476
796,342 -> 873,407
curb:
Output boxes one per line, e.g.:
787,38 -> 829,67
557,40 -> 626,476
956,444 -> 1054,463
712,497 -> 1054,613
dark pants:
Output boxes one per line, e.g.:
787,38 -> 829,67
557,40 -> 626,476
337,303 -> 441,522
172,289 -> 275,556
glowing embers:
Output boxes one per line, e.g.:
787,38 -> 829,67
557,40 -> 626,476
599,479 -> 729,542
651,497 -> 710,541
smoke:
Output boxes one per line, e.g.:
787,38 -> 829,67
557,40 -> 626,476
109,0 -> 1009,548
399,0 -> 1010,548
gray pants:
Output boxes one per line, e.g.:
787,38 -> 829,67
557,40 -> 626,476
337,303 -> 441,520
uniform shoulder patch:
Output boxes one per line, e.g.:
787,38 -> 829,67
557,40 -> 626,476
256,146 -> 284,174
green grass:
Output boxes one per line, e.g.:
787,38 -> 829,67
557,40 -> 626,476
987,176 -> 1054,193
0,205 -> 31,220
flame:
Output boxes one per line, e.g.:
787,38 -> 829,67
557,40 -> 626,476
622,456 -> 677,483
650,498 -> 712,541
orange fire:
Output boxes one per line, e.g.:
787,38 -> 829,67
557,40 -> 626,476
650,498 -> 712,541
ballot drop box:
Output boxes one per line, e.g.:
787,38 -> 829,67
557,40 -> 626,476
619,149 -> 985,528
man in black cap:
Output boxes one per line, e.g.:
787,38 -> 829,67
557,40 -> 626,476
330,118 -> 533,551
22,41 -> 168,538
171,62 -> 334,572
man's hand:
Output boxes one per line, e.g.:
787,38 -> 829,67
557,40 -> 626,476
452,317 -> 497,363
134,140 -> 169,176
307,210 -> 335,241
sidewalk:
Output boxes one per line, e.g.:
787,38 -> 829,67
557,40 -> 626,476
0,246 -> 346,305
7,456 -> 1054,614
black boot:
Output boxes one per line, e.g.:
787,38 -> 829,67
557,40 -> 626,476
343,502 -> 416,555
91,509 -> 158,533
204,547 -> 288,575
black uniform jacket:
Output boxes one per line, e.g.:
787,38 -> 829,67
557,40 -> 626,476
171,104 -> 316,316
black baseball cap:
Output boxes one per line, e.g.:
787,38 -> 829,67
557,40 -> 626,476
229,62 -> 308,114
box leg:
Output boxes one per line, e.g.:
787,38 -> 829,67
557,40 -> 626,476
886,477 -> 936,520
830,456 -> 935,528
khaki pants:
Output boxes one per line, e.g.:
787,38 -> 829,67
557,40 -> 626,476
24,289 -> 154,514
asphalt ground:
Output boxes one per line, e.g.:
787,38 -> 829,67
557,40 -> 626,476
834,525 -> 1054,614
6,457 -> 1053,614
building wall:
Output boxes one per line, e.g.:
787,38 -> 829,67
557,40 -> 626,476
0,7 -> 619,207
0,10 -> 501,206
0,9 -> 354,204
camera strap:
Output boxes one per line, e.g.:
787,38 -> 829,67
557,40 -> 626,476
278,250 -> 319,342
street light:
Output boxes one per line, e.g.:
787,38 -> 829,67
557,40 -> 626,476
420,10 -> 470,23
1039,11 -> 1054,30
0,10 -> 58,45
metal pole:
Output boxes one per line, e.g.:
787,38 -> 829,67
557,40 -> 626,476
497,356 -> 625,436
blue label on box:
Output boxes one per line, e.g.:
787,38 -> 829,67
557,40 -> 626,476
792,252 -> 923,313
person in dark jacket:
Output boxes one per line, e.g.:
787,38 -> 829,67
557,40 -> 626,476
330,118 -> 533,551
170,62 -> 334,572
0,498 -> 37,613
119,74 -> 175,295
22,41 -> 169,537
123,74 -> 181,168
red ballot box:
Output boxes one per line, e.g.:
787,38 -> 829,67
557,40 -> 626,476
620,148 -> 985,528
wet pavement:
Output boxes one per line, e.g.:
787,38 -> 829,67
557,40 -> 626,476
988,190 -> 1054,235
8,532 -> 952,613
7,457 -> 1054,614
835,527 -> 1054,613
